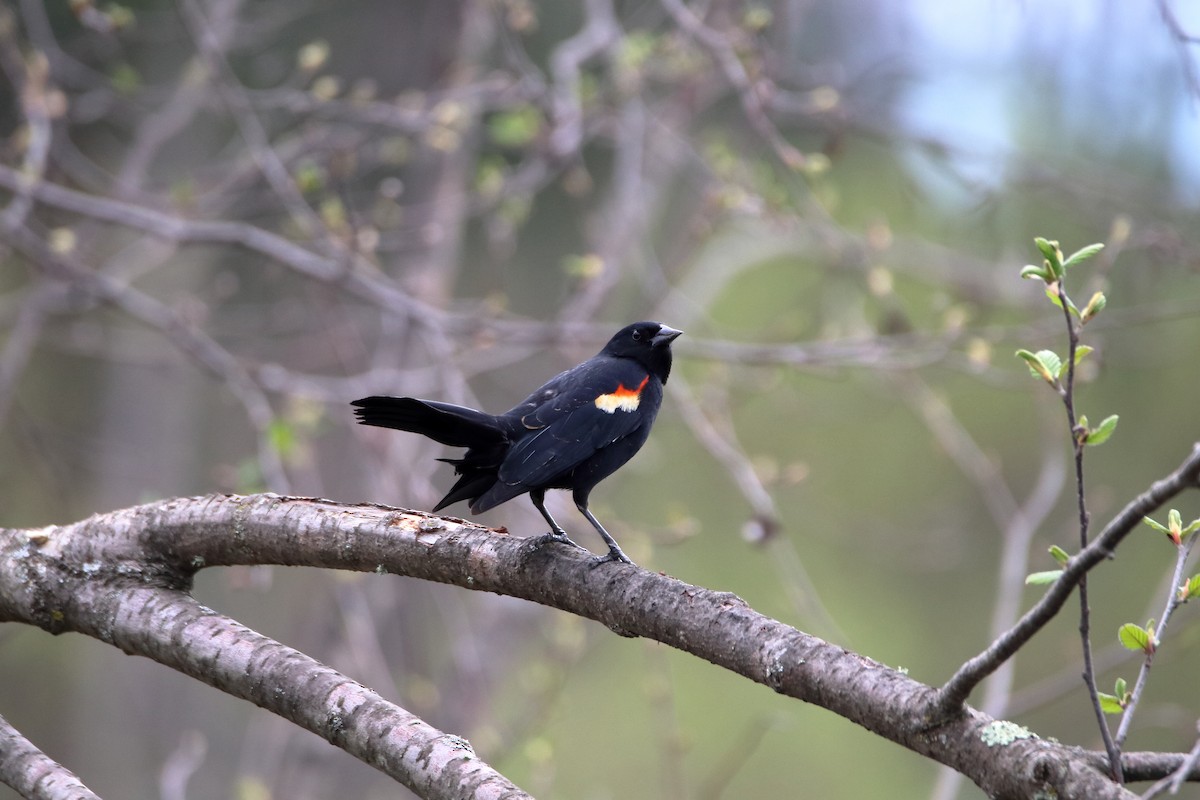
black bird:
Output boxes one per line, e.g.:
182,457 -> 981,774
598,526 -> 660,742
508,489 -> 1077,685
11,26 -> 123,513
352,321 -> 683,565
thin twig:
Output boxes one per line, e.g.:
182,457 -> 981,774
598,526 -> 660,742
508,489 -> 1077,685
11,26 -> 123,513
1116,529 -> 1200,747
0,163 -> 430,320
547,0 -> 620,159
179,0 -> 332,248
1155,0 -> 1200,101
933,442 -> 1200,716
660,0 -> 807,170
0,222 -> 291,491
1139,722 -> 1200,798
901,375 -> 1066,800
1056,282 -> 1123,782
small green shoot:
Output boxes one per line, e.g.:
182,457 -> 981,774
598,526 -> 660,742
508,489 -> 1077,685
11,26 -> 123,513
1019,240 -> 1103,286
1026,544 -> 1072,585
1143,510 -> 1200,546
1084,414 -> 1119,446
1015,349 -> 1061,385
1035,237 -> 1064,280
1097,677 -> 1130,715
1118,622 -> 1156,655
1062,243 -> 1105,270
1080,292 -> 1107,324
1097,694 -> 1124,714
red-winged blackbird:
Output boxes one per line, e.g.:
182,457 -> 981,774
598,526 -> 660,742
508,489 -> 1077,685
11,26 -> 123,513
352,321 -> 682,565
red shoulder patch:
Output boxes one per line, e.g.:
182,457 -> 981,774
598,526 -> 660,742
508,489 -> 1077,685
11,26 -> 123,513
594,375 -> 649,413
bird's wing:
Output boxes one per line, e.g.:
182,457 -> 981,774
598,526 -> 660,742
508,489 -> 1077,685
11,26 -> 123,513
497,359 -> 659,488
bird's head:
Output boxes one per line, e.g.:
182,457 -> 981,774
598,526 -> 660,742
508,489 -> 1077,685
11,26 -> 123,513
602,321 -> 683,382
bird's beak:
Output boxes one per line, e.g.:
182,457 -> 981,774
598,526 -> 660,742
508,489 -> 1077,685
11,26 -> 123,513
652,325 -> 683,346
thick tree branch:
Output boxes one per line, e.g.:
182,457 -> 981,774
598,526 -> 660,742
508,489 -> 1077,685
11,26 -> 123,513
2,493 -> 1179,799
0,521 -> 528,800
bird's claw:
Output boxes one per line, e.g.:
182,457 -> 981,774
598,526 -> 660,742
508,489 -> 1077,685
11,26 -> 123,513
525,531 -> 587,553
588,547 -> 635,569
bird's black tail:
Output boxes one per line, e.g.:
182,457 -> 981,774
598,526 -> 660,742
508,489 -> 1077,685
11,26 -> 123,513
351,397 -> 506,448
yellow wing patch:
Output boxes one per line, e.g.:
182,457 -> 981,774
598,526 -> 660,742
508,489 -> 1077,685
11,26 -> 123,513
594,375 -> 649,414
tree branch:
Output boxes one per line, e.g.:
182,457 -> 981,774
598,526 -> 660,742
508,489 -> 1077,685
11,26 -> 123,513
2,493 -> 1178,799
0,513 -> 529,799
934,443 -> 1200,718
0,712 -> 101,800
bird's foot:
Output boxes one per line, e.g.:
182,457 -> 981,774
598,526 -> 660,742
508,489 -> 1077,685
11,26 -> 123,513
588,545 -> 636,569
525,530 -> 587,553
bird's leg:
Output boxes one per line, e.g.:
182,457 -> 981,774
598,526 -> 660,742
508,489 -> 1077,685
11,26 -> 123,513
527,490 -> 586,552
574,497 -> 635,566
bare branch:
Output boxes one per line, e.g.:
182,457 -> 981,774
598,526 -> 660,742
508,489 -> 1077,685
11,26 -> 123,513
547,0 -> 620,159
0,493 -> 1159,799
0,163 -> 430,321
660,0 -> 807,170
0,508 -> 528,798
1115,529 -> 1200,747
1136,722 -> 1200,798
934,443 -> 1200,719
178,0 -> 333,246
0,712 -> 101,800
0,223 -> 290,491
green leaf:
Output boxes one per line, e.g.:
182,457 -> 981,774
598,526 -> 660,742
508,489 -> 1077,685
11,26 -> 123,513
1034,238 -> 1063,279
1182,575 -> 1200,601
1114,677 -> 1127,698
1118,623 -> 1153,653
1085,414 -> 1119,446
1020,264 -> 1051,282
1097,693 -> 1124,715
1080,292 -> 1106,324
1038,349 -> 1064,378
1073,345 -> 1094,364
1048,545 -> 1070,565
1026,570 -> 1063,585
1015,349 -> 1061,384
1143,516 -> 1169,533
1063,242 -> 1105,270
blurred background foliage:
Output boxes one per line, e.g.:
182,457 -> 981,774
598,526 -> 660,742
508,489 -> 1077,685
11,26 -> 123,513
1,0 -> 1200,798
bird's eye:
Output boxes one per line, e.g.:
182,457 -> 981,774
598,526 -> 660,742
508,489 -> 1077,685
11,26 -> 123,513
632,330 -> 643,341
